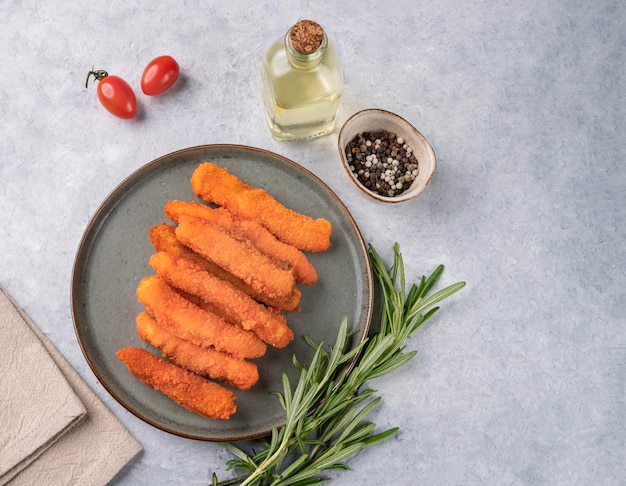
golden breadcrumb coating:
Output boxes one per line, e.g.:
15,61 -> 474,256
190,162 -> 332,252
136,275 -> 267,359
116,346 -> 237,420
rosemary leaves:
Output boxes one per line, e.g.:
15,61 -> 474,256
213,243 -> 465,485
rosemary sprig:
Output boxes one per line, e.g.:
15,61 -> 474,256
212,243 -> 465,486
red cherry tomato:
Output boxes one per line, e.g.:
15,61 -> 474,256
86,69 -> 137,119
141,55 -> 180,95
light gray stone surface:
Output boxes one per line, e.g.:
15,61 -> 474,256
1,1 -> 624,484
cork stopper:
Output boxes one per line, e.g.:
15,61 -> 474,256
289,20 -> 325,55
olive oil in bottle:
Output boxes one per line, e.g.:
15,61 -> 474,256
261,20 -> 344,141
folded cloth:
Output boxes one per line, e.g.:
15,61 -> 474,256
0,289 -> 142,485
0,289 -> 87,484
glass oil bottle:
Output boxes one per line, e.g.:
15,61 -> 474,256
261,20 -> 344,141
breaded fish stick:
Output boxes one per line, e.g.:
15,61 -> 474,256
149,251 -> 294,348
149,223 -> 301,311
190,162 -> 332,252
136,276 -> 267,359
116,346 -> 236,419
135,312 -> 259,390
165,200 -> 318,285
175,215 -> 296,301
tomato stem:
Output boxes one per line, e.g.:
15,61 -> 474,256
85,68 -> 109,88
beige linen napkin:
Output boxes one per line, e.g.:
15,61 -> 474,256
0,289 -> 86,484
0,289 -> 142,485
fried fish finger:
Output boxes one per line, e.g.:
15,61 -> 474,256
164,200 -> 318,285
175,215 -> 296,301
149,251 -> 294,348
149,223 -> 301,311
116,346 -> 237,419
136,276 -> 267,359
190,162 -> 332,252
135,312 -> 259,390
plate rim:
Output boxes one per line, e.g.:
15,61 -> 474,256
71,143 -> 373,441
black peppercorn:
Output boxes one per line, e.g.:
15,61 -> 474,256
345,131 -> 419,198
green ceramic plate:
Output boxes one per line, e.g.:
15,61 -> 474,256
71,144 -> 373,441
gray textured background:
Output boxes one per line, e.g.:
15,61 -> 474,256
1,1 -> 624,484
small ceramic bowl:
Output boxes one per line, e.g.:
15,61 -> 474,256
338,109 -> 436,203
